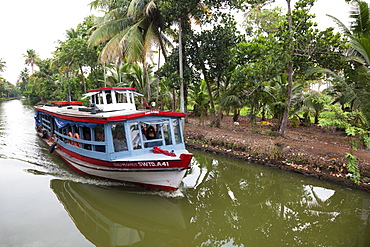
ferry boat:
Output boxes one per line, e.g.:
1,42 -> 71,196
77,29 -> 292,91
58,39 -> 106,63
34,87 -> 193,191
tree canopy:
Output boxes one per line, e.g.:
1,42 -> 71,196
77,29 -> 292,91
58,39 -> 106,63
13,0 -> 370,144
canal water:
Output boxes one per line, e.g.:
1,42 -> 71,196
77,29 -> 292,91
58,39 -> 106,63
0,99 -> 370,247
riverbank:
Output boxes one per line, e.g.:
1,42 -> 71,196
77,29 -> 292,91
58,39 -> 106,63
184,116 -> 370,192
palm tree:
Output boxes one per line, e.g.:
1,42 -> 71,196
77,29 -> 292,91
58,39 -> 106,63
327,0 -> 370,123
188,80 -> 210,125
89,0 -> 171,101
279,0 -> 293,135
329,0 -> 370,66
17,68 -> 30,93
0,58 -> 6,73
23,49 -> 38,73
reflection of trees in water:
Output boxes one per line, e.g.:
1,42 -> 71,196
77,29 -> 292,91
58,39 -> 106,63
186,150 -> 370,247
50,148 -> 370,247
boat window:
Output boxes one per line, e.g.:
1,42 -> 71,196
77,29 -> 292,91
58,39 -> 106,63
97,92 -> 104,104
74,127 -> 82,147
111,123 -> 128,152
92,94 -> 97,104
82,127 -> 91,150
93,126 -> 105,152
162,123 -> 173,145
40,114 -> 51,131
94,126 -> 105,142
143,124 -> 163,148
105,90 -> 112,104
129,122 -> 146,149
115,92 -> 128,103
173,119 -> 182,144
128,120 -> 180,149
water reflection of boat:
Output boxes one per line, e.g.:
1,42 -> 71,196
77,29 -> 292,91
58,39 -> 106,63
51,179 -> 189,246
35,87 -> 193,191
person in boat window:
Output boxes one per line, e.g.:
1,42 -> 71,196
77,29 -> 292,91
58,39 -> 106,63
146,125 -> 157,140
96,132 -> 104,142
113,131 -> 128,152
112,123 -> 128,152
140,123 -> 147,136
94,126 -> 105,142
94,127 -> 106,152
106,93 -> 112,104
82,127 -> 91,150
131,123 -> 146,149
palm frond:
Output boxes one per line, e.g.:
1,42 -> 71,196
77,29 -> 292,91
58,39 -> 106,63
143,22 -> 158,58
327,14 -> 352,37
88,18 -> 133,47
122,21 -> 144,62
306,67 -> 344,82
221,95 -> 243,108
128,0 -> 145,19
100,30 -> 127,64
144,1 -> 157,17
350,33 -> 370,65
349,0 -> 370,34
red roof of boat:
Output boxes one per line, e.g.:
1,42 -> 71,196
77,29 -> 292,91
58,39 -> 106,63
34,106 -> 186,124
87,87 -> 137,93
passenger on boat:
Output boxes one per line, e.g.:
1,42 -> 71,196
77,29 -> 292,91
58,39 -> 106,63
96,131 -> 105,142
146,125 -> 157,139
106,93 -> 112,104
94,127 -> 106,152
113,131 -> 128,152
131,124 -> 147,149
82,127 -> 91,150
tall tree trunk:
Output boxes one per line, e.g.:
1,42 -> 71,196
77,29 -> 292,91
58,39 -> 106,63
214,106 -> 223,128
79,66 -> 86,93
179,19 -> 185,114
233,108 -> 240,122
204,76 -> 216,126
66,71 -> 71,103
279,0 -> 293,136
158,33 -> 168,62
172,87 -> 176,111
143,61 -> 150,102
279,62 -> 293,135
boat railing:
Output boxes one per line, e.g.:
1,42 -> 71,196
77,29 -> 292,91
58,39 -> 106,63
143,139 -> 163,148
54,130 -> 106,153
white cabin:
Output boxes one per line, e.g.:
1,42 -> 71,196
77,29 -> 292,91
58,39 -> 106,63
82,87 -> 142,112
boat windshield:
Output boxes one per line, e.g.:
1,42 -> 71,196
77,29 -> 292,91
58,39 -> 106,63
126,118 -> 181,151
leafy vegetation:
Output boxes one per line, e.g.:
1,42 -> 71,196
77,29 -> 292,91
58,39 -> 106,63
2,0 -> 370,148
345,152 -> 361,184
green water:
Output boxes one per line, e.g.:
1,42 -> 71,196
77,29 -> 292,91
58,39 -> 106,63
0,100 -> 369,247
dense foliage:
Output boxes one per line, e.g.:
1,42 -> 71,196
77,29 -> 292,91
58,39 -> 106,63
3,0 -> 370,143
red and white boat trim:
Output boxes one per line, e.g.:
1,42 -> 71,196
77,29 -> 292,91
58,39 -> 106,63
35,87 -> 193,191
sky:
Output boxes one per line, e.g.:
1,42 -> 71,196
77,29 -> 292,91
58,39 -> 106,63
0,0 -> 93,84
0,0 -> 356,84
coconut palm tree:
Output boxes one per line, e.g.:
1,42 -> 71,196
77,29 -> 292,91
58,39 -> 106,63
89,0 -> 171,101
326,0 -> 370,123
17,68 -> 30,93
23,49 -> 38,73
0,58 -> 6,73
188,80 -> 210,125
329,0 -> 370,66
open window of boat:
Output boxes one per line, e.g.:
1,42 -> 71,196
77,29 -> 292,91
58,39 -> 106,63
82,87 -> 142,112
115,117 -> 184,154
